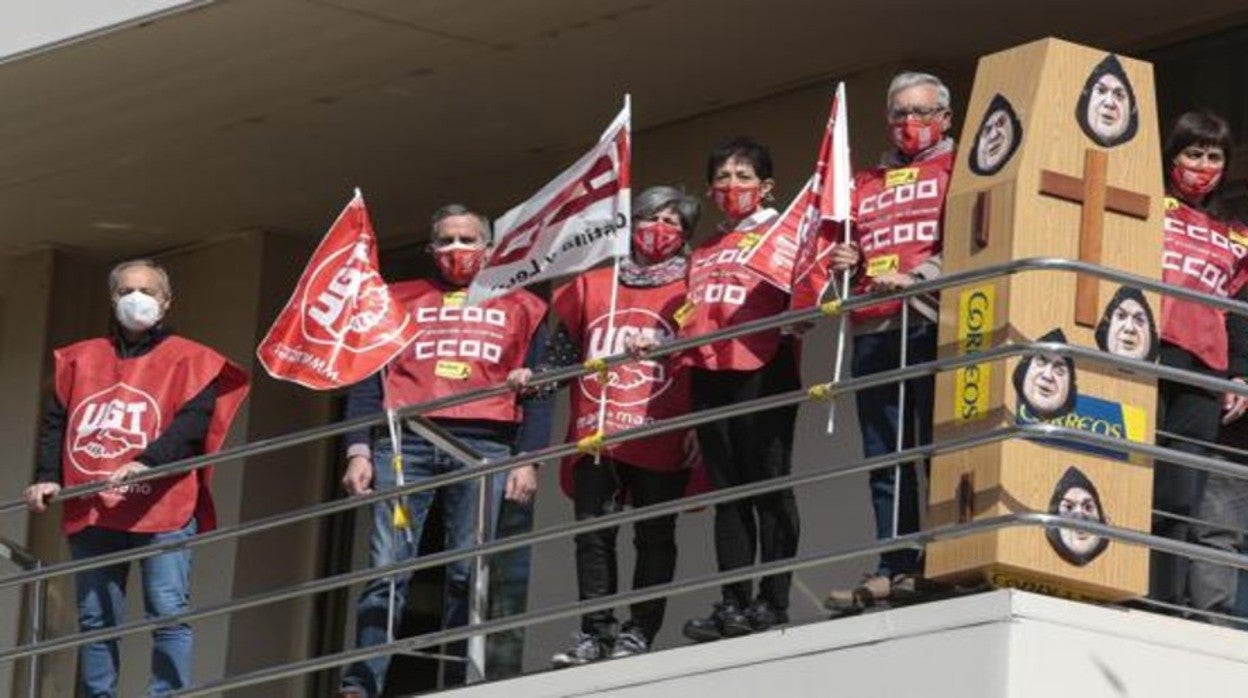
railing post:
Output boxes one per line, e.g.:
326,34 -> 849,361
28,570 -> 43,698
466,471 -> 490,683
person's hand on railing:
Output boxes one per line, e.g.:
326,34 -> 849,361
1223,377 -> 1248,424
623,333 -> 659,357
504,464 -> 537,506
341,455 -> 374,496
107,462 -> 149,485
869,272 -> 918,292
506,368 -> 533,392
829,241 -> 860,272
22,482 -> 60,513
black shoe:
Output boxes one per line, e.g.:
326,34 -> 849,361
682,602 -> 752,642
747,600 -> 790,632
610,623 -> 650,658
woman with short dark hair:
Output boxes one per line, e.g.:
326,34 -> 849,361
1152,111 -> 1248,610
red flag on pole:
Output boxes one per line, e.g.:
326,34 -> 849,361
742,82 -> 852,309
256,189 -> 418,389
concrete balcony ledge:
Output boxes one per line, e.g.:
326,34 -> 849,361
442,590 -> 1248,697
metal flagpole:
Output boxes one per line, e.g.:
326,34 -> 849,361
826,219 -> 854,434
384,408 -> 411,647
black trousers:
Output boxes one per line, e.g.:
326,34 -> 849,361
691,344 -> 801,610
574,456 -> 690,642
1152,342 -> 1222,604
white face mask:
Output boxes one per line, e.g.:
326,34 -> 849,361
115,291 -> 164,331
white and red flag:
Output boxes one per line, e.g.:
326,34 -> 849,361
742,82 -> 853,309
468,99 -> 631,305
257,189 -> 418,390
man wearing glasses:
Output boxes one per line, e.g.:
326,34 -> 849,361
24,259 -> 249,697
826,72 -> 956,615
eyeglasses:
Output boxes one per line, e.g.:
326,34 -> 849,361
888,105 -> 946,122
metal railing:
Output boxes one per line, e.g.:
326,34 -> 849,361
0,537 -> 43,698
5,256 -> 1248,696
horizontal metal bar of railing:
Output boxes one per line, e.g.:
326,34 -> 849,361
7,418 -> 1248,665
1157,429 -> 1248,462
10,255 -> 1248,516
1131,597 -> 1248,627
169,510 -> 1248,697
8,336 -> 1248,593
1152,509 -> 1248,539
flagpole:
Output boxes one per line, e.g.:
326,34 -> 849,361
593,94 -> 631,464
826,82 -> 853,434
384,405 -> 411,646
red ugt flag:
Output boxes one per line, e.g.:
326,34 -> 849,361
257,190 -> 418,389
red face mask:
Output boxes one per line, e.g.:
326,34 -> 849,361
433,244 -> 486,286
711,184 -> 761,220
632,220 -> 685,260
1170,163 -> 1223,200
890,119 -> 942,156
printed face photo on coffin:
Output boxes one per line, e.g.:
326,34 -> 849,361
970,93 -> 1023,176
1094,285 -> 1158,363
1013,328 -> 1078,420
1046,466 -> 1110,566
1075,54 -> 1139,148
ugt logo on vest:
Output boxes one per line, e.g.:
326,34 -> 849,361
582,309 -> 674,407
302,239 -> 401,353
68,382 -> 163,476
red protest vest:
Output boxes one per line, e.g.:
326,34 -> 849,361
1160,197 -> 1248,371
383,279 -> 547,422
681,209 -> 790,371
552,267 -> 696,495
851,151 -> 953,321
56,335 -> 249,535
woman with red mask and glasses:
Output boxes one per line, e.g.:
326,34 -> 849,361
672,136 -> 801,642
509,186 -> 705,666
1151,111 -> 1248,618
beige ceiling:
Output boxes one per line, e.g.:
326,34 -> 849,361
1,0 -> 1246,259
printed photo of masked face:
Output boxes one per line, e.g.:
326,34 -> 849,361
1046,466 -> 1110,566
970,93 -> 1023,176
1094,286 -> 1158,363
1075,54 -> 1138,148
1013,328 -> 1078,420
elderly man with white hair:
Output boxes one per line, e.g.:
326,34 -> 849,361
826,71 -> 956,614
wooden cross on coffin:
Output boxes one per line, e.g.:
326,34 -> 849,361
1039,149 -> 1151,327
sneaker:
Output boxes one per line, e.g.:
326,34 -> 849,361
682,602 -> 752,642
746,599 -> 790,632
551,632 -> 607,668
610,624 -> 650,658
824,573 -> 894,616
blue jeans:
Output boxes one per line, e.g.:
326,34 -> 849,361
69,518 -> 197,698
852,323 -> 938,578
341,433 -> 510,697
1189,471 -> 1248,623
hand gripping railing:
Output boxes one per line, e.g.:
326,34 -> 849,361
7,256 -> 1248,692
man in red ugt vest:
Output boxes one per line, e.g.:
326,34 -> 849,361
826,72 -> 955,615
24,259 -> 248,697
337,204 -> 552,697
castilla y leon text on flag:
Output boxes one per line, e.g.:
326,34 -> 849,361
256,189 -> 418,390
467,100 -> 631,305
741,82 -> 852,309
